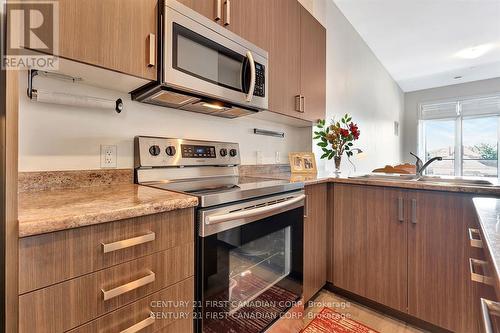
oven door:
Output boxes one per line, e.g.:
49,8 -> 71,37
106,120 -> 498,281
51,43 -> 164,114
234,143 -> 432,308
164,0 -> 268,110
196,191 -> 304,333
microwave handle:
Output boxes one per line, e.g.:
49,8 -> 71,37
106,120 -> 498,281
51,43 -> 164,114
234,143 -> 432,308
245,50 -> 256,102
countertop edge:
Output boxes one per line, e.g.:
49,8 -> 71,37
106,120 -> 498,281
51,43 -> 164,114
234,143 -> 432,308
19,194 -> 198,238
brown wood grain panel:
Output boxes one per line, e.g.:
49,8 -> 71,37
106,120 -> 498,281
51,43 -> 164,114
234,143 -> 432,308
176,0 -> 217,22
407,191 -> 480,332
326,184 -> 334,282
299,5 -> 326,122
57,0 -> 157,80
225,0 -> 269,49
332,184 -> 368,296
303,184 -> 327,303
365,186 -> 407,312
2,62 -> 19,333
19,208 -> 194,294
268,0 -> 301,118
67,277 -> 194,333
19,243 -> 193,333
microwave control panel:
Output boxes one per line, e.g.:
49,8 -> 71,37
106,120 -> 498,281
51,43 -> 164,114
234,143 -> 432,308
254,63 -> 266,97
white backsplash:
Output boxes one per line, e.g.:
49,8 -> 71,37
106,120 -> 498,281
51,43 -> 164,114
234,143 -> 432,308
19,73 -> 312,171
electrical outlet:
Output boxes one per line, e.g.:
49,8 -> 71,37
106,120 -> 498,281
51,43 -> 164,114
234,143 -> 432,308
100,145 -> 117,168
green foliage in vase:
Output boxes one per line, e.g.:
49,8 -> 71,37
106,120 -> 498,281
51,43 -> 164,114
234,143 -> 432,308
313,114 -> 360,160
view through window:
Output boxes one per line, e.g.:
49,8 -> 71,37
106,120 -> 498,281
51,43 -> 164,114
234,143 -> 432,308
419,95 -> 500,178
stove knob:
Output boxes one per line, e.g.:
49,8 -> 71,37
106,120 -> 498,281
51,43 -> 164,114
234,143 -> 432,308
229,149 -> 238,157
149,145 -> 161,156
165,146 -> 176,156
220,148 -> 228,157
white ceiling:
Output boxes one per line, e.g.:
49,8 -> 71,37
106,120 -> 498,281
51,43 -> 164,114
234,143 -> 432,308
332,0 -> 500,92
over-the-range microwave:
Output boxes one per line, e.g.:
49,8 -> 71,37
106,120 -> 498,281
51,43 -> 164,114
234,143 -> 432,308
131,0 -> 268,118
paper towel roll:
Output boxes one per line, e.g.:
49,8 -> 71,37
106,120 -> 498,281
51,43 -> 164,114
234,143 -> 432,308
34,89 -> 122,111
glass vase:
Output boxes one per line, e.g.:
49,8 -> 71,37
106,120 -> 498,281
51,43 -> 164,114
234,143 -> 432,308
334,156 -> 342,174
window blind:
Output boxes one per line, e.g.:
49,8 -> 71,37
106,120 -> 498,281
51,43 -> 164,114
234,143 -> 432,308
420,94 -> 500,120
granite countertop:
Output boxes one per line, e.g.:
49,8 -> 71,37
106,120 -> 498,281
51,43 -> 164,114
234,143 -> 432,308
18,184 -> 198,237
260,172 -> 500,195
473,198 -> 500,292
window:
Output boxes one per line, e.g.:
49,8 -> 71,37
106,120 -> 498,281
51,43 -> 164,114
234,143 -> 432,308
418,95 -> 500,178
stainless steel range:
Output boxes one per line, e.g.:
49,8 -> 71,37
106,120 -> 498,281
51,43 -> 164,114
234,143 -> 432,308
135,136 -> 304,333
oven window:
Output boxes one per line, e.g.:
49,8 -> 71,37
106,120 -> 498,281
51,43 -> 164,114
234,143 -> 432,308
226,227 -> 291,313
173,23 -> 244,92
198,207 -> 303,333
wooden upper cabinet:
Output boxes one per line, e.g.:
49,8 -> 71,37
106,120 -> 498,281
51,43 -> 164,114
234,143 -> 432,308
332,184 -> 407,312
303,183 -> 327,303
407,191 -> 480,333
176,0 -> 219,22
224,0 -> 269,50
57,0 -> 157,80
299,6 -> 326,123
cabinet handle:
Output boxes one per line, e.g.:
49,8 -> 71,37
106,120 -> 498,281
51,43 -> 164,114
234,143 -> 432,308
469,258 -> 494,285
468,228 -> 483,248
301,96 -> 305,113
411,199 -> 417,224
120,314 -> 155,333
102,271 -> 156,301
147,33 -> 156,67
397,197 -> 404,222
102,231 -> 155,253
215,0 -> 222,21
295,95 -> 302,112
304,195 -> 309,218
481,298 -> 500,333
224,0 -> 231,26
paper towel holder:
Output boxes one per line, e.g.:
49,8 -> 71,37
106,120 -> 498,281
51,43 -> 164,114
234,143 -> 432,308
27,69 -> 124,113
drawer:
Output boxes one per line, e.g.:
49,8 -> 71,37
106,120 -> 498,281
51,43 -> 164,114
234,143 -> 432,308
67,277 -> 194,333
19,208 -> 194,293
19,243 -> 194,333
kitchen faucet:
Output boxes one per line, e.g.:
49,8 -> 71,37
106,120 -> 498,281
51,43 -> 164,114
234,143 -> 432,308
410,152 -> 443,177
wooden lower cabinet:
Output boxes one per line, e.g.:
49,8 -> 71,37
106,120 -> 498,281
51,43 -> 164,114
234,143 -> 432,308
407,190 -> 479,332
332,184 -> 407,312
331,184 -> 483,332
67,277 -> 194,333
303,183 -> 327,303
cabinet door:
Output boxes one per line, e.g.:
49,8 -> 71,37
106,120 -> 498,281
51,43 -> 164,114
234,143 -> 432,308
224,0 -> 269,49
332,184 -> 407,311
57,0 -> 157,80
408,191 -> 479,332
299,6 -> 326,122
303,183 -> 327,302
176,0 -> 219,22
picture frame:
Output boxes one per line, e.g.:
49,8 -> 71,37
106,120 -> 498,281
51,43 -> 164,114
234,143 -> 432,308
288,152 -> 317,174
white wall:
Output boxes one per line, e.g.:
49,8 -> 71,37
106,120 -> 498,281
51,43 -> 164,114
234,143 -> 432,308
19,75 -> 311,171
306,0 -> 404,173
402,77 -> 500,162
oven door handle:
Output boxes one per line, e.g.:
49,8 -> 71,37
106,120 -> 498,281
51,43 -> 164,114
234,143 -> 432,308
205,194 -> 305,225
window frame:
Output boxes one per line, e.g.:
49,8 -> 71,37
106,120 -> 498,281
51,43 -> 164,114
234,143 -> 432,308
417,94 -> 500,178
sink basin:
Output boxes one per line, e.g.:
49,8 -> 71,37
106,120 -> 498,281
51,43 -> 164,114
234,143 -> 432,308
349,174 -> 417,181
417,176 -> 494,186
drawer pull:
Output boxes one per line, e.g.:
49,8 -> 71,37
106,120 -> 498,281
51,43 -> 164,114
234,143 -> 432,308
481,298 -> 500,333
120,314 -> 155,333
469,228 -> 483,248
102,270 -> 155,301
469,258 -> 494,286
102,231 -> 155,253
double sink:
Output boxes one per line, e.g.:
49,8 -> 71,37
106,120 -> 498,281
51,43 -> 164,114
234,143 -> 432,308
349,174 -> 495,186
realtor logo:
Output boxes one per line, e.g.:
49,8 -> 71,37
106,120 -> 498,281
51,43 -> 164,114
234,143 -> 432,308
2,1 -> 59,70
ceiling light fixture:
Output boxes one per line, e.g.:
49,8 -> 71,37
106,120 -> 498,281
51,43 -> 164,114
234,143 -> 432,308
455,43 -> 496,59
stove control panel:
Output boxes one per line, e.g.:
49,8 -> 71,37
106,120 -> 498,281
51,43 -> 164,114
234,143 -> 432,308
135,136 -> 240,168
